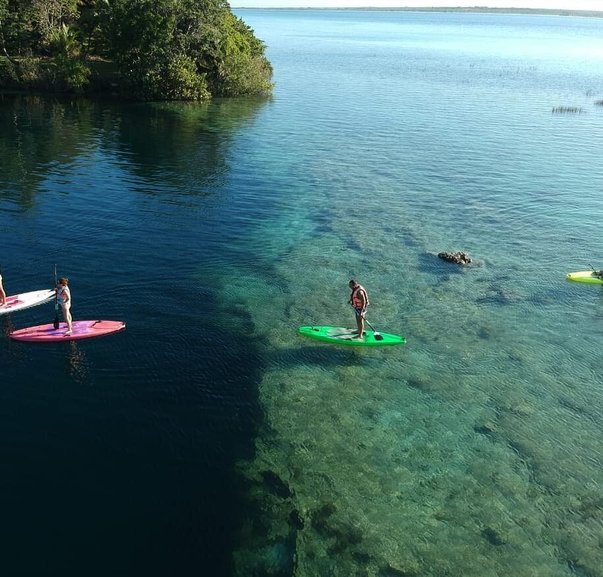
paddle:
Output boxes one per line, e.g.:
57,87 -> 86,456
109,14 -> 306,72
53,265 -> 60,330
364,317 -> 384,341
350,303 -> 383,341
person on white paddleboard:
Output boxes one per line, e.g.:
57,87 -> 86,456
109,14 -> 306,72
56,277 -> 73,335
348,279 -> 369,339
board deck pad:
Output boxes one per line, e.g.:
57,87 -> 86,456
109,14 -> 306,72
9,320 -> 126,342
298,326 -> 405,347
566,271 -> 603,285
0,289 -> 55,316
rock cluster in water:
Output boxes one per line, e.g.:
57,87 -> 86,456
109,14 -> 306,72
438,251 -> 472,265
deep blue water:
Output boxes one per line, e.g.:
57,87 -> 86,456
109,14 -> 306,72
1,9 -> 603,577
0,98 -> 265,575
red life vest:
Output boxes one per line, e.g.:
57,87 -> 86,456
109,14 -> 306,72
351,284 -> 369,309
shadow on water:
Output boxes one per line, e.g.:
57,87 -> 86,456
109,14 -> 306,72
0,94 -> 98,210
272,345 -> 370,369
114,97 -> 269,193
0,94 -> 269,210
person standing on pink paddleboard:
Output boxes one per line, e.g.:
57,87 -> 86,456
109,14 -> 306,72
56,277 -> 73,335
0,271 -> 6,306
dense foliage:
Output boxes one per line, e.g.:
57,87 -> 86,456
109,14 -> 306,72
0,0 -> 273,99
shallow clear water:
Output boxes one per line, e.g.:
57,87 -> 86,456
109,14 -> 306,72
1,9 -> 602,577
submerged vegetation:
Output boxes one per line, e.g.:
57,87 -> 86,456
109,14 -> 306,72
551,106 -> 584,114
0,0 -> 273,100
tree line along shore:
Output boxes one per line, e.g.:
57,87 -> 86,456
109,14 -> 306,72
0,0 -> 273,101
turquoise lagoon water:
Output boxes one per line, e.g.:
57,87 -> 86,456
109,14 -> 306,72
230,9 -> 603,577
0,8 -> 602,577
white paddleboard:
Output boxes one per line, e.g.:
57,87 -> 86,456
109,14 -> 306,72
0,289 -> 55,315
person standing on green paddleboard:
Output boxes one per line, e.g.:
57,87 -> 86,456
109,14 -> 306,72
349,279 -> 369,338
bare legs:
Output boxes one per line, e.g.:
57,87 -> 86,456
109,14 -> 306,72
62,305 -> 73,334
355,311 -> 365,338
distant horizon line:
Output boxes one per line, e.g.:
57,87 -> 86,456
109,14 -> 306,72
232,6 -> 603,16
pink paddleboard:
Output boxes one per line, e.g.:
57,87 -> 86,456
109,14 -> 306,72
9,320 -> 126,342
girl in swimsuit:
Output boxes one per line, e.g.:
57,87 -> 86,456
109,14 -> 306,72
56,277 -> 73,335
0,272 -> 5,306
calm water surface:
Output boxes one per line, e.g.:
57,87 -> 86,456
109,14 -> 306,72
1,9 -> 602,577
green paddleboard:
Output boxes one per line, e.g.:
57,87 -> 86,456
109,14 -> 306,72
298,326 -> 406,347
566,270 -> 603,285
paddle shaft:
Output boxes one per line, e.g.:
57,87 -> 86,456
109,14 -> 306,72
53,265 -> 59,329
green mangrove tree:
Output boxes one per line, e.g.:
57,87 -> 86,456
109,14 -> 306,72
0,0 -> 273,100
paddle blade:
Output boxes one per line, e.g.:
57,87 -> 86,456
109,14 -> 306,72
53,313 -> 60,330
374,333 -> 384,341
